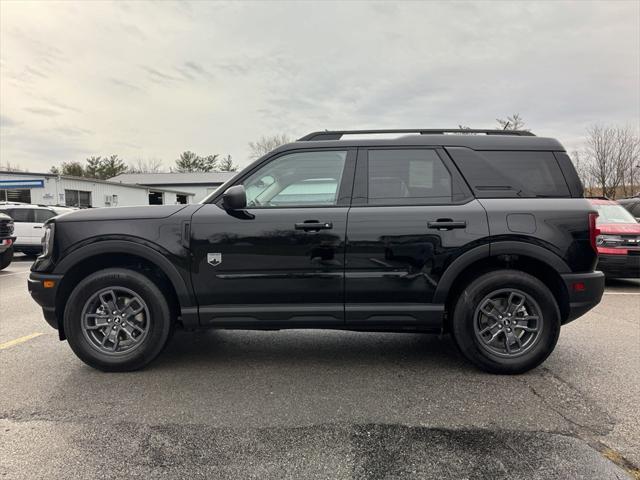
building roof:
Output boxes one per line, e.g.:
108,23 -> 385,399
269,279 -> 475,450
0,171 -> 195,196
110,172 -> 236,186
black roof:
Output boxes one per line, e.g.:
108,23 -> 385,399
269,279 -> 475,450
282,130 -> 564,152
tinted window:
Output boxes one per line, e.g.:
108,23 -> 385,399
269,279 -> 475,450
34,209 -> 56,223
242,150 -> 347,207
367,149 -> 452,205
5,209 -> 35,222
449,149 -> 570,198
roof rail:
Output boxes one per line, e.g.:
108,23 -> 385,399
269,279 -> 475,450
298,129 -> 536,141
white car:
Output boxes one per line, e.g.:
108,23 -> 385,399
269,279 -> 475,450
0,204 -> 66,255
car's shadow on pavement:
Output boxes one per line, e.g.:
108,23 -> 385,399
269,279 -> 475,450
604,277 -> 640,288
153,329 -> 468,373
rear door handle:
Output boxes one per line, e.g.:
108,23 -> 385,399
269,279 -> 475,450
295,221 -> 333,231
33,226 -> 43,229
427,219 -> 467,230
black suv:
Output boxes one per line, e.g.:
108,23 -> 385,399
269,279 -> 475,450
28,129 -> 605,373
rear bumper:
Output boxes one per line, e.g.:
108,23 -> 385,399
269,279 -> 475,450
597,254 -> 640,279
560,271 -> 605,324
27,272 -> 63,331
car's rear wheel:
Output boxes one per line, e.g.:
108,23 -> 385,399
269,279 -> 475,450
451,269 -> 560,374
0,246 -> 13,270
64,268 -> 172,371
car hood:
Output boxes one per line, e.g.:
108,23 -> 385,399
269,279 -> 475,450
598,223 -> 640,234
53,205 -> 188,223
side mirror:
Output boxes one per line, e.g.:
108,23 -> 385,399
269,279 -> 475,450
222,185 -> 247,211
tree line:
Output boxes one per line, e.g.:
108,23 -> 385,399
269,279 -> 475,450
47,151 -> 238,180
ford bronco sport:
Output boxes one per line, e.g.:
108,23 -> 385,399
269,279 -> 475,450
28,129 -> 605,373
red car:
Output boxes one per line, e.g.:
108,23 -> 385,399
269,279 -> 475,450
589,198 -> 640,279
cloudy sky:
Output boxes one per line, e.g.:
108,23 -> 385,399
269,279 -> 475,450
1,0 -> 638,172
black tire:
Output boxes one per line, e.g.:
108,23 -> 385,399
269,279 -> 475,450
0,246 -> 13,270
451,269 -> 561,374
63,268 -> 173,372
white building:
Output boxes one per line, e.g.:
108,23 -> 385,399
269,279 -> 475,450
110,172 -> 235,202
0,171 -> 194,208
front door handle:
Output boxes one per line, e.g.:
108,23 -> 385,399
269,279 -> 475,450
427,219 -> 466,230
295,221 -> 333,231
33,226 -> 43,229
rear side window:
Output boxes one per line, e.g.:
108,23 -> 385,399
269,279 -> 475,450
4,209 -> 35,222
367,149 -> 452,205
448,148 -> 571,198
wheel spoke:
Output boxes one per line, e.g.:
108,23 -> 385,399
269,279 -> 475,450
84,314 -> 110,330
513,324 -> 539,333
122,299 -> 144,318
479,324 -> 496,335
482,330 -> 503,345
506,292 -> 525,315
480,299 -> 501,320
121,323 -> 144,341
101,325 -> 115,345
99,290 -> 118,312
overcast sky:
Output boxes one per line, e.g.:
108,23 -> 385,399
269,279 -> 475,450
1,0 -> 639,172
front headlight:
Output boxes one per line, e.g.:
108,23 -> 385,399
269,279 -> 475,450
40,223 -> 55,258
596,234 -> 623,247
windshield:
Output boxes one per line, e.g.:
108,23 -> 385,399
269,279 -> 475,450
593,204 -> 637,225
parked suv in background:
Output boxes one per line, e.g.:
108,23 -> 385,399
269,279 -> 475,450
588,198 -> 640,279
28,129 -> 604,373
618,196 -> 640,222
0,212 -> 15,270
0,204 -> 71,255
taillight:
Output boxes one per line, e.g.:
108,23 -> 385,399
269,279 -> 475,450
588,212 -> 600,253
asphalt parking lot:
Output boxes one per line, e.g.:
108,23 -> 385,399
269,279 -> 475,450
1,255 -> 638,479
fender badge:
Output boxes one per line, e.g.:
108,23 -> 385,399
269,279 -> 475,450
207,253 -> 222,266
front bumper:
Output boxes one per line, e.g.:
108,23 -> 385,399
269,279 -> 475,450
597,254 -> 640,279
28,272 -> 63,331
560,271 -> 605,324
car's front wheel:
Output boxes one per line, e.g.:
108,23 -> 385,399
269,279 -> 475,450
64,268 -> 173,371
451,269 -> 561,374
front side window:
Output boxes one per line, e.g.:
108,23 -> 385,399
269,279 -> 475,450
367,149 -> 452,205
242,150 -> 347,207
34,209 -> 56,223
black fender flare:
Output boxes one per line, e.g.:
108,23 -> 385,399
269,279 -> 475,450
54,239 -> 195,309
433,241 -> 570,304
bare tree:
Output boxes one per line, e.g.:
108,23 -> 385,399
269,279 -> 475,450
1,161 -> 25,172
585,125 -> 616,197
128,158 -> 165,174
614,127 -> 640,197
571,150 -> 592,192
248,134 -> 292,160
496,114 -> 528,131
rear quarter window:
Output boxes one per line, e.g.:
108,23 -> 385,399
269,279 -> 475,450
447,148 -> 571,198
